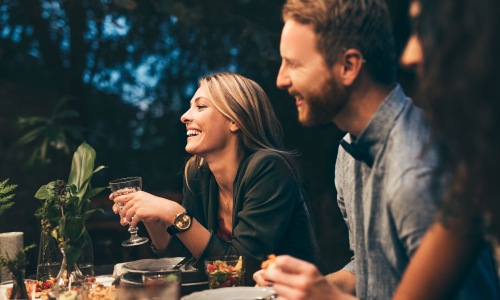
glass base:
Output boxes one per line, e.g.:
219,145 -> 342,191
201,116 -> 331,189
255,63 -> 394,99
122,236 -> 149,247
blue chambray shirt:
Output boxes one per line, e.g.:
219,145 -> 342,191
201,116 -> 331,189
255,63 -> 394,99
335,85 -> 499,299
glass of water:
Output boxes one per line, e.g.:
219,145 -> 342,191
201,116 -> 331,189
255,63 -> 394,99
109,176 -> 149,247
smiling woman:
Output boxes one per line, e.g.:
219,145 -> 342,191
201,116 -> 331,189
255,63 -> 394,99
109,72 -> 319,285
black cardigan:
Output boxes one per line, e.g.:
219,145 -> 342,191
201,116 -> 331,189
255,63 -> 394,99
163,150 -> 318,285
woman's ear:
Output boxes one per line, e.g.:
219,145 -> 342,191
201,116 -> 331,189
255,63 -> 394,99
229,121 -> 240,133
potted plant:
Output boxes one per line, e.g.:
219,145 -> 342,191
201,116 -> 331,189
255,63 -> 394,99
34,141 -> 107,296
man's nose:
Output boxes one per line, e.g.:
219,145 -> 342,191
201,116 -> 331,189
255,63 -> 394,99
276,64 -> 291,89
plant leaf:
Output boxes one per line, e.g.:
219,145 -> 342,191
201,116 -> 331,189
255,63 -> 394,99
67,142 -> 96,194
83,187 -> 107,201
17,127 -> 45,146
83,208 -> 104,221
34,184 -> 50,200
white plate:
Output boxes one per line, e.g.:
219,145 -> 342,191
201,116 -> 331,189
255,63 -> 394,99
182,287 -> 275,300
122,257 -> 186,273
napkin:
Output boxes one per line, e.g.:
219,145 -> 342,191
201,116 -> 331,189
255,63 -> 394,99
113,262 -> 126,277
0,232 -> 24,283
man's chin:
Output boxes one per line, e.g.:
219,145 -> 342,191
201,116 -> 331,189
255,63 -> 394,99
299,116 -> 321,127
298,112 -> 331,127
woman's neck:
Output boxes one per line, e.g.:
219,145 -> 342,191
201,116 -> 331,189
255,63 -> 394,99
206,148 -> 244,193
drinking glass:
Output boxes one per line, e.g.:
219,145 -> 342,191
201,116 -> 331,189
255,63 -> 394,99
142,270 -> 181,300
109,176 -> 149,247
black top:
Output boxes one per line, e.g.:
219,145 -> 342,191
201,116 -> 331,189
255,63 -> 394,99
163,150 -> 318,285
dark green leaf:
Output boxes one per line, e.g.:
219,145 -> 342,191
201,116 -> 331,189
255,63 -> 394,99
34,184 -> 50,200
17,127 -> 45,146
83,187 -> 107,200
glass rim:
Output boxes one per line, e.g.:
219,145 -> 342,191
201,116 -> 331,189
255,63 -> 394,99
204,255 -> 244,262
109,176 -> 142,185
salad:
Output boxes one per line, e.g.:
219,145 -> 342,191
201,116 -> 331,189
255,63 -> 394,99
205,256 -> 244,289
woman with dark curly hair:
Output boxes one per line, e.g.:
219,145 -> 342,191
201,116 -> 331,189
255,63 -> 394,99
395,0 -> 500,298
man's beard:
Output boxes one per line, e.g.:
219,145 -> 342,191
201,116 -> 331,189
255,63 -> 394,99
300,77 -> 348,126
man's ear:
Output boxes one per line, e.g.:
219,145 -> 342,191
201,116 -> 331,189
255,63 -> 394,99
338,48 -> 365,86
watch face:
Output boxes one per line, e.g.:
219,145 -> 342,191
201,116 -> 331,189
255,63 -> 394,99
175,213 -> 192,230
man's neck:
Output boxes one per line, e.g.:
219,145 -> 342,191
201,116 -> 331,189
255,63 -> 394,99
334,81 -> 395,137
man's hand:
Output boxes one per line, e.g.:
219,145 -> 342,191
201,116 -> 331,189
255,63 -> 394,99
253,255 -> 357,300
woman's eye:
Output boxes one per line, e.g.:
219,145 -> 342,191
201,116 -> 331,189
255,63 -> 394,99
197,105 -> 207,110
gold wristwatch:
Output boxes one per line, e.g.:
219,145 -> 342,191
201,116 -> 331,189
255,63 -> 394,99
167,211 -> 192,235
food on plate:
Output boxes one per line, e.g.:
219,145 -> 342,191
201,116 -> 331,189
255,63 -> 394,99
3,277 -> 117,300
205,256 -> 244,289
261,254 -> 276,269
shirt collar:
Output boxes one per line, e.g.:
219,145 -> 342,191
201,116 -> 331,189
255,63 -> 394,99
342,84 -> 408,166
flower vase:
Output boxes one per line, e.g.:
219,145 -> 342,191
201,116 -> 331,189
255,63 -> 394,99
36,229 -> 62,281
9,269 -> 29,300
49,248 -> 85,300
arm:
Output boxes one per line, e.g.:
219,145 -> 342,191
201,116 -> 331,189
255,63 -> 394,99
111,190 -> 211,258
393,217 -> 484,300
325,270 -> 356,295
334,153 -> 357,294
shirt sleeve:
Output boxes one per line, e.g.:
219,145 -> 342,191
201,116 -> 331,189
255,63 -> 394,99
389,166 -> 441,257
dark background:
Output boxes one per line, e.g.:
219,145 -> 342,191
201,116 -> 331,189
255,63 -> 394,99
0,0 -> 416,276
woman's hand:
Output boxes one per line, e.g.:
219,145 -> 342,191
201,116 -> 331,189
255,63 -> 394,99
109,191 -> 184,228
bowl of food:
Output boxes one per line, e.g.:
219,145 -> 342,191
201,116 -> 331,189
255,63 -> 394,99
204,256 -> 244,289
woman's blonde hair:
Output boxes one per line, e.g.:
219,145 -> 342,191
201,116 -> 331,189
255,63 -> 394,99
184,72 -> 297,181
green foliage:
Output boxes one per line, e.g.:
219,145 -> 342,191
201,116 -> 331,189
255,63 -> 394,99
16,97 -> 85,168
0,244 -> 36,278
0,179 -> 17,215
34,142 -> 107,265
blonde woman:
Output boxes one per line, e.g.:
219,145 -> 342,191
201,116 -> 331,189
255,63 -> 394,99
110,72 -> 318,284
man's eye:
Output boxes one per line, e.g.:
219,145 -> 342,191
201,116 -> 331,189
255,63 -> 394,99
286,60 -> 297,68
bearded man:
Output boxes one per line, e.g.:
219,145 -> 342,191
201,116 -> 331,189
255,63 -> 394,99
254,0 -> 499,299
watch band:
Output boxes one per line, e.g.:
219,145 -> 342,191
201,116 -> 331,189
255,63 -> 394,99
167,224 -> 180,235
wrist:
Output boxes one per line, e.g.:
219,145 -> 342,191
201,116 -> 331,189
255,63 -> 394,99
167,211 -> 193,236
165,203 -> 186,226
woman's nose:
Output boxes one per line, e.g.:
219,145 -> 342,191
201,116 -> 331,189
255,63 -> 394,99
180,109 -> 191,123
400,34 -> 424,72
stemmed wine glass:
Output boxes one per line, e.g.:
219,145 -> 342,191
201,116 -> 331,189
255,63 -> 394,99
109,176 -> 149,247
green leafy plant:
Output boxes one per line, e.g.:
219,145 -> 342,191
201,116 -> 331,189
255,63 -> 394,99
16,97 -> 85,167
34,142 -> 107,266
0,244 -> 36,299
0,179 -> 17,215
0,244 -> 36,276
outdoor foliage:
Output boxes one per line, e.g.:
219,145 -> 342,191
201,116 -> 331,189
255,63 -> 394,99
0,179 -> 17,215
